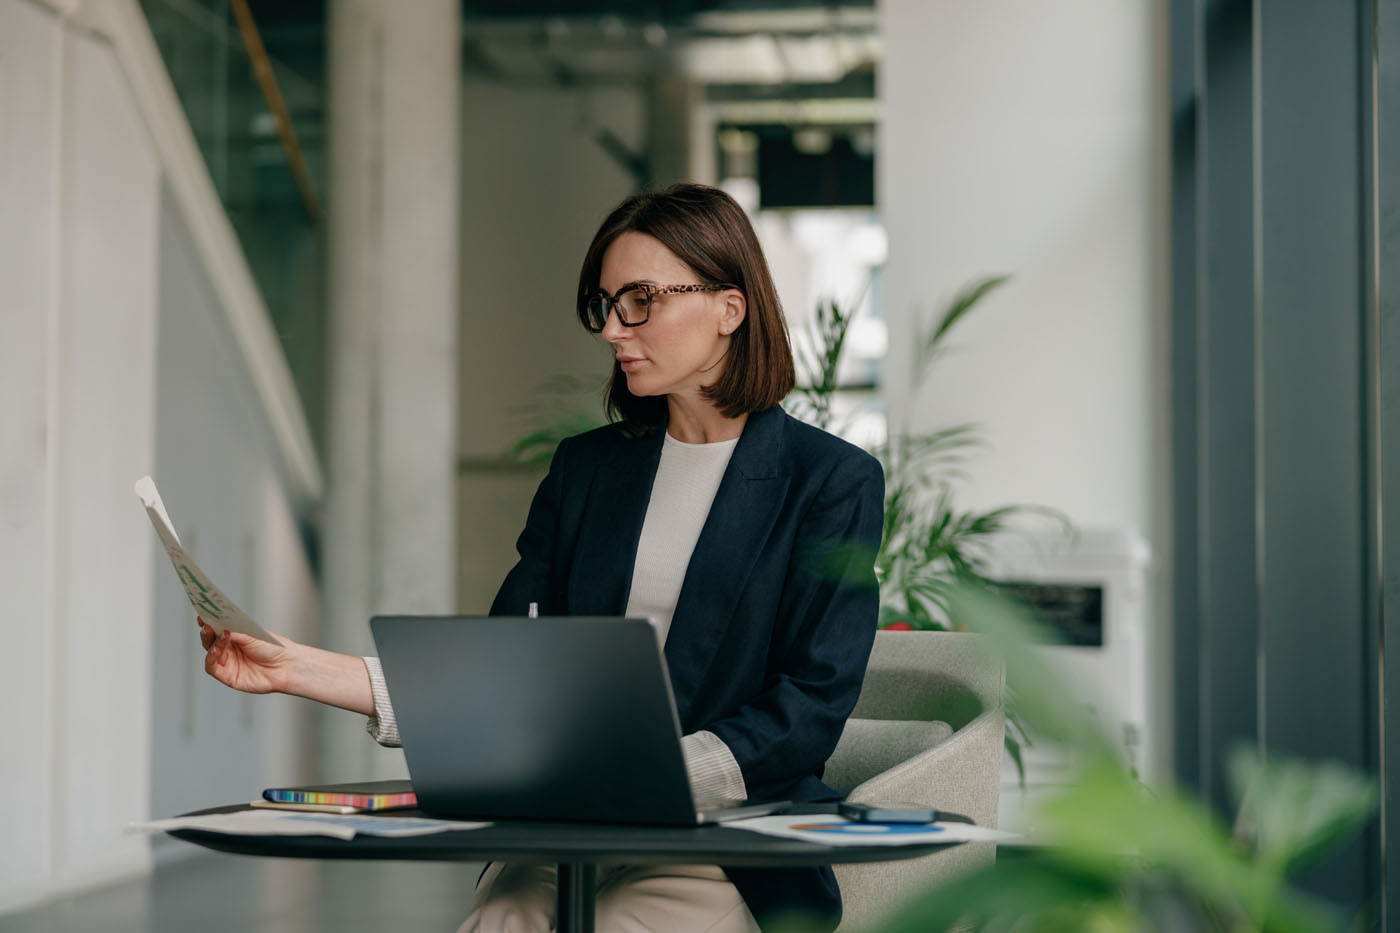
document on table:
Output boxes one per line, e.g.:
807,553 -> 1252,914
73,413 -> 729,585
725,815 -> 1017,847
128,810 -> 487,841
133,476 -> 278,645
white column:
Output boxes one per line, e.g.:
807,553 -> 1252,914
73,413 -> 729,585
647,71 -> 699,186
324,0 -> 461,780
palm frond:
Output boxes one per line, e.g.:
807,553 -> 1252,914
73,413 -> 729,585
504,375 -> 608,467
916,274 -> 1010,383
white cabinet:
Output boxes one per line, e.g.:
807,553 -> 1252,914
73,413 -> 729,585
985,527 -> 1152,834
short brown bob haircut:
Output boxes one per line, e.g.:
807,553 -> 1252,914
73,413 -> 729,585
576,183 -> 796,433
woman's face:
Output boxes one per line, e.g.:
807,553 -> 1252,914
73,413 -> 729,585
598,231 -> 745,404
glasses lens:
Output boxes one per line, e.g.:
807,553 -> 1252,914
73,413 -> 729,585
616,286 -> 651,325
585,295 -> 610,332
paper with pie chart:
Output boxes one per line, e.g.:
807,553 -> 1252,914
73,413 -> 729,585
134,475 -> 279,646
726,814 -> 1016,847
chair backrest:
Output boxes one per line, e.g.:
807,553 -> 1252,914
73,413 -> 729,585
825,631 -> 1004,797
830,631 -> 1007,930
850,630 -> 1005,729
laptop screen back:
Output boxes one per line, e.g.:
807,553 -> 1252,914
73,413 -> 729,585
370,616 -> 699,825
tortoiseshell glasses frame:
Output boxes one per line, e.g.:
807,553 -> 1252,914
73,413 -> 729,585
578,281 -> 737,333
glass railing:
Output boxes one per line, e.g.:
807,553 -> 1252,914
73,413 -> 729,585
139,0 -> 327,452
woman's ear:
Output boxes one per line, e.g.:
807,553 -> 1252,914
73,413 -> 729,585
719,289 -> 747,336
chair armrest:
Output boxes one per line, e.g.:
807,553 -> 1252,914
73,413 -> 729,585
846,705 -> 1005,829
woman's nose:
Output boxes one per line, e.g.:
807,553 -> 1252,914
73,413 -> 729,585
600,305 -> 626,342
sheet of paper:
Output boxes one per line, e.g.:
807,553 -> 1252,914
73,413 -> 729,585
724,814 -> 1017,847
134,476 -> 279,645
127,810 -> 486,840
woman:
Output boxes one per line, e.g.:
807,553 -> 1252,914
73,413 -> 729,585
200,183 -> 884,932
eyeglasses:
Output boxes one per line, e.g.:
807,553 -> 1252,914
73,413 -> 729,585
579,281 -> 735,334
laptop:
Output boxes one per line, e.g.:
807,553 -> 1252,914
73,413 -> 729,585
369,615 -> 788,826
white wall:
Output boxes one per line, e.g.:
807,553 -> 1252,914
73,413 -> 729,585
879,0 -> 1173,776
0,0 -> 61,905
0,1 -> 161,907
0,0 -> 321,912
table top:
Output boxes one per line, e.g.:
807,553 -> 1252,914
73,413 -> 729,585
170,805 -> 958,868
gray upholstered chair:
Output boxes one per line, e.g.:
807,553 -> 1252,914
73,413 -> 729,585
826,631 -> 1006,932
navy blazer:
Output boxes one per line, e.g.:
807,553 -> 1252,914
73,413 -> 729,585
490,405 -> 884,929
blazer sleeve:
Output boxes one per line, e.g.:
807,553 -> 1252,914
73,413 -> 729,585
706,451 -> 884,801
490,436 -> 571,617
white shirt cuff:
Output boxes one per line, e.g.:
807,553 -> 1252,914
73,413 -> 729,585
682,730 -> 748,803
362,656 -> 401,747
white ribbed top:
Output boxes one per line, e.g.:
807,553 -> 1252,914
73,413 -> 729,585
625,432 -> 739,646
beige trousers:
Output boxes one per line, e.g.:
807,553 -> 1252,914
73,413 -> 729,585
458,862 -> 761,933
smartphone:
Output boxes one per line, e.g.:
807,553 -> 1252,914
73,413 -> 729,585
836,801 -> 940,824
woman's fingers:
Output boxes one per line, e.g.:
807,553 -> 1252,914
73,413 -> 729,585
201,622 -> 230,673
197,622 -> 286,695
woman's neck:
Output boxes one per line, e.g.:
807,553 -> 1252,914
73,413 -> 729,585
665,395 -> 747,444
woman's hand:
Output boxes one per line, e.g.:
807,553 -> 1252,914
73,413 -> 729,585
199,618 -> 296,695
196,617 -> 377,716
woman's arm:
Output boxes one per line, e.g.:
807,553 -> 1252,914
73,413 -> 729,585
200,436 -> 577,734
199,620 -> 376,716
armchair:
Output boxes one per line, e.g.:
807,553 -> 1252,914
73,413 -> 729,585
826,631 -> 1006,932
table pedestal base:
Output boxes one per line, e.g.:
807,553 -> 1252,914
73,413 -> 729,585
556,862 -> 597,933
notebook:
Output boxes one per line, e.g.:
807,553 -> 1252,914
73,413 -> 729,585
369,615 -> 786,826
256,779 -> 417,814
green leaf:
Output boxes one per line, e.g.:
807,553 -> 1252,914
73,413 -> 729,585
1034,762 -> 1344,933
503,374 -> 607,466
788,296 -> 859,431
1227,746 -> 1378,877
946,583 -> 1113,754
878,857 -> 1124,933
1005,731 -> 1027,788
915,274 -> 1011,384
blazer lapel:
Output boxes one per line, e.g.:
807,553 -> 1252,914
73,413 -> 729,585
567,427 -> 665,616
664,407 -> 791,719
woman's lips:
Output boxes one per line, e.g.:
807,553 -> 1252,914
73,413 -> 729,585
617,357 -> 646,373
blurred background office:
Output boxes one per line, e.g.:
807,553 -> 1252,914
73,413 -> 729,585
1,0 -> 1395,928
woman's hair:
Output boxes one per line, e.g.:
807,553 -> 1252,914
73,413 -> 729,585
576,183 -> 796,432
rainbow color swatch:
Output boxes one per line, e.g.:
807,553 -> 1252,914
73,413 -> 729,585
263,787 -> 418,811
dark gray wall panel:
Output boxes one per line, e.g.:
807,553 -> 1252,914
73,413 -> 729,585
1378,0 -> 1400,925
1174,0 -> 1386,917
1198,0 -> 1260,816
1170,0 -> 1203,792
1256,0 -> 1370,906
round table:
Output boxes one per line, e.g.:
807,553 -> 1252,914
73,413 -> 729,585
170,805 -> 959,933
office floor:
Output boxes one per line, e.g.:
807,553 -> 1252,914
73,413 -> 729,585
0,851 -> 484,933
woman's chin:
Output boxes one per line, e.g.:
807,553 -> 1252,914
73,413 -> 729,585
623,373 -> 663,397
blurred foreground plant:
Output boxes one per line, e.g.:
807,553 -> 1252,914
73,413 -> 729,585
504,294 -> 1376,931
872,582 -> 1377,933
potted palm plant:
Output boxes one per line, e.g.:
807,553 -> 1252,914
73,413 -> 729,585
788,276 -> 1068,779
789,275 -> 1067,632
